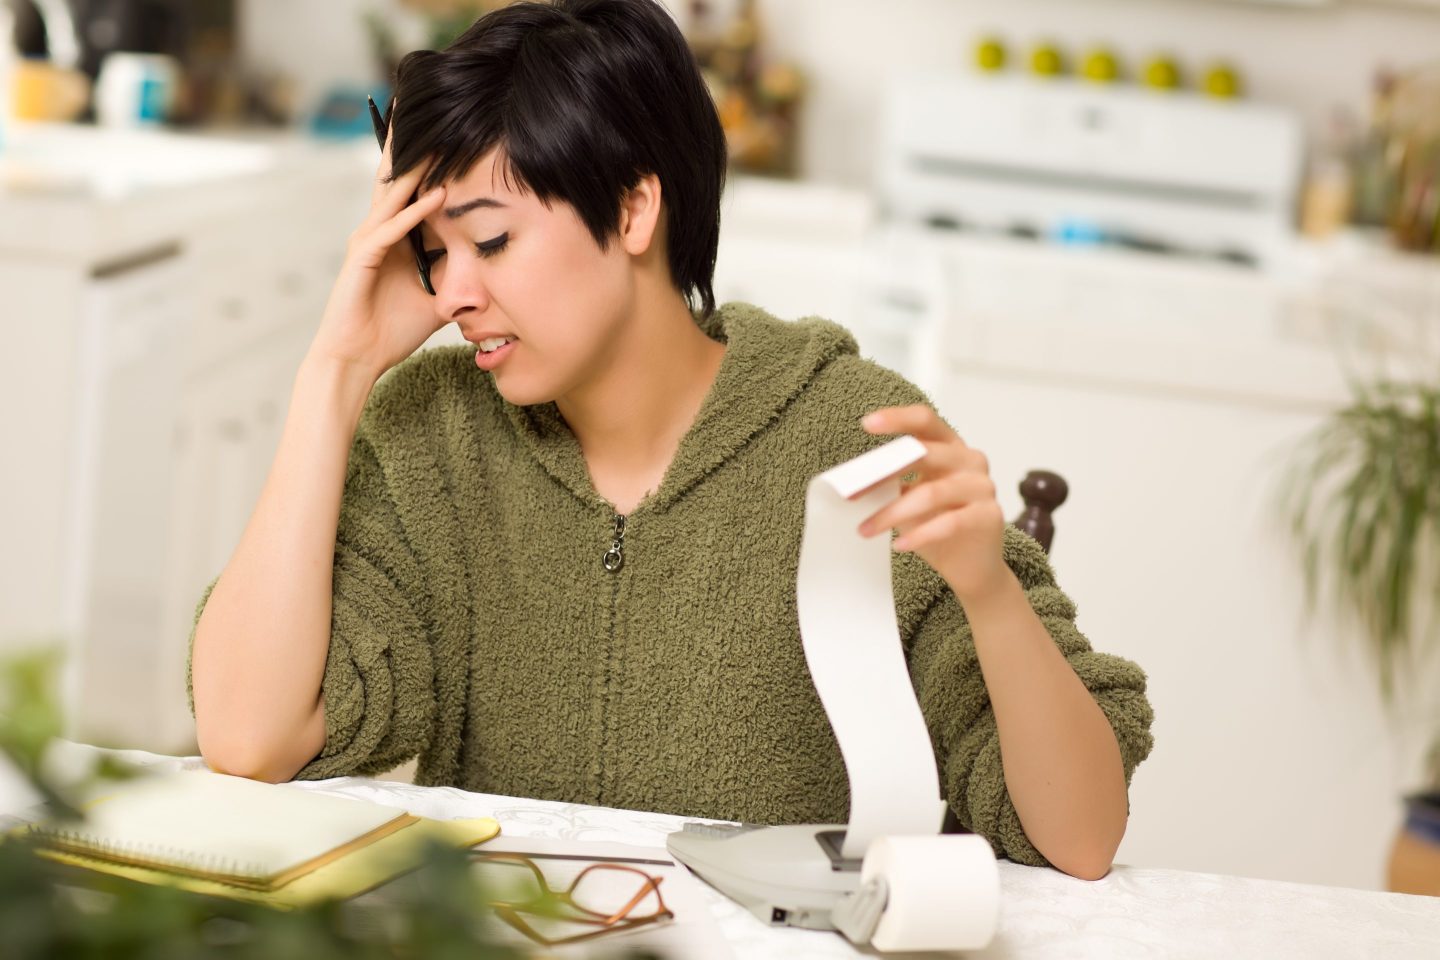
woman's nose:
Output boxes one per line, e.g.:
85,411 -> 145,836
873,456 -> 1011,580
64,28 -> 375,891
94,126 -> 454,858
433,262 -> 492,322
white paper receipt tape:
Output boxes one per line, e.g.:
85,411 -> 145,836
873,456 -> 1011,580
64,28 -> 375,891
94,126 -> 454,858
864,834 -> 1000,952
796,435 -> 946,859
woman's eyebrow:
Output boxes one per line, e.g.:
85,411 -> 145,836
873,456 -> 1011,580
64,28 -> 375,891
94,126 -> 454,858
444,197 -> 507,219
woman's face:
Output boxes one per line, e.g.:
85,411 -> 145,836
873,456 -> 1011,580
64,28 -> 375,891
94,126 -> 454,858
419,147 -> 635,407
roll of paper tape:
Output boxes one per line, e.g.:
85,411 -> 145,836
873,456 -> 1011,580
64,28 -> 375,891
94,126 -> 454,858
798,435 -> 946,858
863,834 -> 999,952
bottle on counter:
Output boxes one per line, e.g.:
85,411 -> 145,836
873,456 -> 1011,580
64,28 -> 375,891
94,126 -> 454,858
1351,70 -> 1399,229
1299,108 -> 1356,239
1384,63 -> 1440,254
93,51 -> 179,128
0,2 -> 15,149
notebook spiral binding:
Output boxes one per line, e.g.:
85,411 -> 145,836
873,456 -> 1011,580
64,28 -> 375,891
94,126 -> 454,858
27,825 -> 267,879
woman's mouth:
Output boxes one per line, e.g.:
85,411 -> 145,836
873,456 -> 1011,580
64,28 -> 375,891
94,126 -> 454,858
474,336 -> 518,370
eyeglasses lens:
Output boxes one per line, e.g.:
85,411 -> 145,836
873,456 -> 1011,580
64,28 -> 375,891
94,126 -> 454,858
472,855 -> 672,946
571,865 -> 666,921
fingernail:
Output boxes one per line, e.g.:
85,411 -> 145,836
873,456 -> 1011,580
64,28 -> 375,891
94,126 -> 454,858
862,413 -> 881,429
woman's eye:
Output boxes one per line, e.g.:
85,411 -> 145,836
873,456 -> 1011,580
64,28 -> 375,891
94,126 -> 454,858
423,248 -> 445,266
476,233 -> 509,259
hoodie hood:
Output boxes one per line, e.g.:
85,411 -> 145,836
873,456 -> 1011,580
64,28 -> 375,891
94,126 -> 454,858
502,301 -> 861,514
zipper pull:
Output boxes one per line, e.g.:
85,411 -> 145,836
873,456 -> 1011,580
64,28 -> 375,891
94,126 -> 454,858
602,513 -> 626,573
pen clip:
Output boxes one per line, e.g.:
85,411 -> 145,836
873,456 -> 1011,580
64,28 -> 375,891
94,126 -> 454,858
366,94 -> 387,147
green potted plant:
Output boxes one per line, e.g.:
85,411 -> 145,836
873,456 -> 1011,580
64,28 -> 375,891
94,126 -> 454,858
1279,378 -> 1440,895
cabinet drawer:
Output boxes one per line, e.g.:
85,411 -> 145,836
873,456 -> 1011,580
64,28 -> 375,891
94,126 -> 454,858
185,238 -> 338,375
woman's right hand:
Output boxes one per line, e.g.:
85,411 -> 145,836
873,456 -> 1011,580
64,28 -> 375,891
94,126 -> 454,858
307,126 -> 448,384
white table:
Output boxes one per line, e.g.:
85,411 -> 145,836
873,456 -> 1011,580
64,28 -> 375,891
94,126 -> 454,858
9,745 -> 1440,959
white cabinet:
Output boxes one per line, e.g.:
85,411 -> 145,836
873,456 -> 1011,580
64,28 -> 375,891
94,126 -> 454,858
934,368 -> 1409,890
137,189 -> 355,753
152,322 -> 316,750
0,139 -> 369,754
65,247 -> 192,747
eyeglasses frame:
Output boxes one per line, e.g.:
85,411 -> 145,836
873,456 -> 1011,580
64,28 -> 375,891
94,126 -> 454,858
470,851 -> 675,947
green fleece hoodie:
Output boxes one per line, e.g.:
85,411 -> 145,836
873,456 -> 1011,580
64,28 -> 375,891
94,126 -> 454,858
188,301 -> 1154,867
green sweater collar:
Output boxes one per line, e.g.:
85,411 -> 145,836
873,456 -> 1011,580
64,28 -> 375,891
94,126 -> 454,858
499,302 -> 859,515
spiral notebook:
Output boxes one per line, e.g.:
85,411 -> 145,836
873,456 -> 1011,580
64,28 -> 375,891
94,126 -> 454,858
25,769 -> 421,892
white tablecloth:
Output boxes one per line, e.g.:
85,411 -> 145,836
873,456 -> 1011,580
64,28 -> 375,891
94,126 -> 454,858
10,745 -> 1440,959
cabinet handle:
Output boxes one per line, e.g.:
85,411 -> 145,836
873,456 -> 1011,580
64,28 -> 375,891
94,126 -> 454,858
90,242 -> 182,280
218,418 -> 247,440
878,290 -> 928,313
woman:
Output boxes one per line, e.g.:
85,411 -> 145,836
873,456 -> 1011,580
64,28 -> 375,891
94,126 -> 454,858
188,0 -> 1153,880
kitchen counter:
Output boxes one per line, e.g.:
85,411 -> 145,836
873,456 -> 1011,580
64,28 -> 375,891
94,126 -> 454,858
0,121 -> 376,263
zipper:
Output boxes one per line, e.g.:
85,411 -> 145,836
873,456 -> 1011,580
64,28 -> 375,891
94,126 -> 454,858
602,513 -> 626,572
597,511 -> 627,805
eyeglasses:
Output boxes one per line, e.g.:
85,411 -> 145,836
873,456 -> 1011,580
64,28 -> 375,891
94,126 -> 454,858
470,851 -> 675,947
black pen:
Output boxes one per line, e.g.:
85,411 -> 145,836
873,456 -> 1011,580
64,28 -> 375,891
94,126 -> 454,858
367,94 -> 436,296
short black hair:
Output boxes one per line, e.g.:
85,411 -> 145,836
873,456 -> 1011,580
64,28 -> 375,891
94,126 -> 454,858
388,0 -> 727,320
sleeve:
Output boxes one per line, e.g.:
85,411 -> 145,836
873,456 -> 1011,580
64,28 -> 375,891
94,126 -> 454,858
185,422 -> 437,781
902,525 -> 1156,867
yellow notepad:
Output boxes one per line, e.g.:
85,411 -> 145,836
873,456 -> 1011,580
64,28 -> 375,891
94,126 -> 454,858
22,768 -> 499,903
36,814 -> 501,908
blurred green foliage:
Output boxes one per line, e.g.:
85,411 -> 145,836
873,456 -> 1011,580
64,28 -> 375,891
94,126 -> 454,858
0,833 -> 523,960
424,14 -> 481,50
1280,381 -> 1440,784
0,646 -> 143,822
0,649 -> 641,959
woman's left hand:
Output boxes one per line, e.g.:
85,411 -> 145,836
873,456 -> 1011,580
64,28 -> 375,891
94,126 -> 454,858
855,404 -> 1014,606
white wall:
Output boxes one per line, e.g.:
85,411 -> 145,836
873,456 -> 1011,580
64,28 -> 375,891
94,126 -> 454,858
236,0 -> 429,113
236,0 -> 681,120
757,0 -> 1440,185
240,0 -> 1440,186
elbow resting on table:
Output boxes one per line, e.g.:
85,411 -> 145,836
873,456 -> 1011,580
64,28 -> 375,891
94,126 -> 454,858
1053,852 -> 1115,882
1043,822 -> 1126,881
198,735 -> 301,784
196,703 -> 325,785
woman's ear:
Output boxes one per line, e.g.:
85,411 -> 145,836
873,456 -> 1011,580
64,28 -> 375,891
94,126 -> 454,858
617,172 -> 663,257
